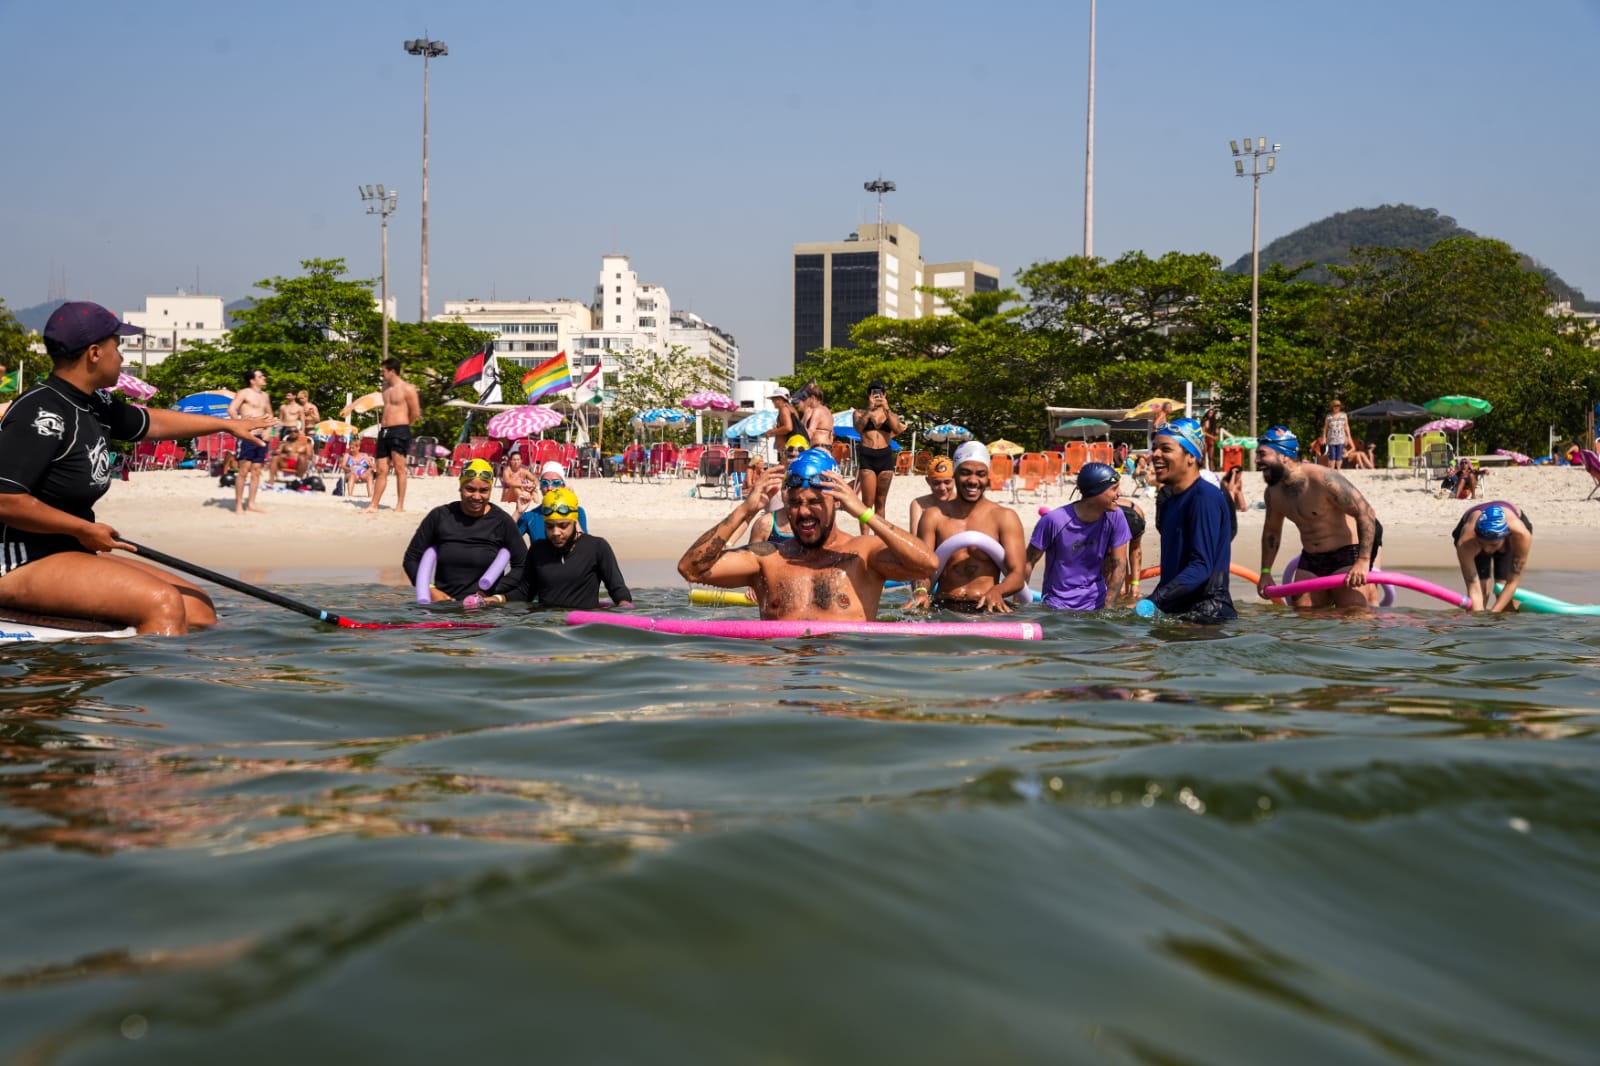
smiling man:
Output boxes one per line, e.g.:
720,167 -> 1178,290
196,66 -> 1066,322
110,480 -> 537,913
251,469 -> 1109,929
678,448 -> 935,621
915,441 -> 1026,613
1142,417 -> 1236,623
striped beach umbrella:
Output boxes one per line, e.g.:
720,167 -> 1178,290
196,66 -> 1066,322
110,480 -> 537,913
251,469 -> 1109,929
486,405 -> 564,440
726,410 -> 777,438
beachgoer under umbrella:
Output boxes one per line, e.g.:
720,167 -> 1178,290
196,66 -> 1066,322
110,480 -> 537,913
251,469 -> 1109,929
1141,418 -> 1236,623
853,381 -> 905,534
1452,501 -> 1532,613
403,459 -> 527,606
0,301 -> 276,634
914,441 -> 1027,613
518,461 -> 588,543
678,447 -> 935,622
1024,462 -> 1131,611
524,487 -> 632,609
1255,425 -> 1383,609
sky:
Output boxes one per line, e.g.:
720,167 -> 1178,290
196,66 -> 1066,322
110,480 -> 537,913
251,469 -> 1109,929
3,0 -> 1598,379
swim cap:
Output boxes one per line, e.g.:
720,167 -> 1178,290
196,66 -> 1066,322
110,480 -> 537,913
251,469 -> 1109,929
927,456 -> 954,478
952,441 -> 991,470
1474,504 -> 1509,540
1157,417 -> 1205,460
1257,425 -> 1299,460
784,434 -> 810,451
539,461 -> 566,481
539,487 -> 581,520
459,458 -> 495,484
783,447 -> 838,490
1075,461 -> 1120,498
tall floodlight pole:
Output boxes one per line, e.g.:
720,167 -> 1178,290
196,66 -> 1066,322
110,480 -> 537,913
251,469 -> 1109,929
1230,137 -> 1279,445
359,184 -> 400,366
1083,0 -> 1096,258
404,37 -> 447,323
864,177 -> 896,315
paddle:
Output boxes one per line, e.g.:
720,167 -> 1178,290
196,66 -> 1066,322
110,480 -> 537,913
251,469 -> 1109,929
125,542 -> 495,630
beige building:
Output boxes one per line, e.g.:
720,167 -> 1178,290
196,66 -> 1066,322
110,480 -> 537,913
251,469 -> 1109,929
121,292 -> 227,367
791,222 -> 998,368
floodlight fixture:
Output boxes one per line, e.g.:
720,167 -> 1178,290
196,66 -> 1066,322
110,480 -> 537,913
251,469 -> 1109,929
1235,159 -> 1245,176
1225,135 -> 1282,448
1230,140 -> 1240,155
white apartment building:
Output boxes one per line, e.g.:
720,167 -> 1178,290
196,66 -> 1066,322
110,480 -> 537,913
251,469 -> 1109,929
121,292 -> 227,366
668,309 -> 739,390
436,298 -> 593,372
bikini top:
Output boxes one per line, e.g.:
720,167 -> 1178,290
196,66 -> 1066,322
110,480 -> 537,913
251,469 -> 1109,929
860,411 -> 891,433
768,513 -> 794,541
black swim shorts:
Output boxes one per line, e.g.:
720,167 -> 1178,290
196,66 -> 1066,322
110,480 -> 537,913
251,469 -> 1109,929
376,426 -> 411,460
1298,520 -> 1384,578
857,445 -> 895,474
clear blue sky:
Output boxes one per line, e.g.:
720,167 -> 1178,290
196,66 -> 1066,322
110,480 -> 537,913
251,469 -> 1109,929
3,0 -> 1598,378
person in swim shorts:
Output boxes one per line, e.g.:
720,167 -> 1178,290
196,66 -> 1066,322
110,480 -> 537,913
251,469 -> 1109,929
1024,462 -> 1131,611
915,441 -> 1026,613
1255,425 -> 1383,609
228,369 -> 273,513
523,486 -> 632,609
364,357 -> 421,514
403,459 -> 526,606
678,447 -> 936,621
1452,501 -> 1532,612
1141,418 -> 1236,623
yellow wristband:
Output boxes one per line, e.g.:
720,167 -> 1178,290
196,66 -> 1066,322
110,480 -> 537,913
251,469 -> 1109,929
858,507 -> 875,524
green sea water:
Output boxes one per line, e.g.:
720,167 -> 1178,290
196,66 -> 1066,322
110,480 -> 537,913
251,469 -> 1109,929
3,577 -> 1599,1065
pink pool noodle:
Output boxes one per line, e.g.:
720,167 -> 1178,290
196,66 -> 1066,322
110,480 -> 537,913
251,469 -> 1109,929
1263,570 -> 1469,608
1282,553 -> 1395,607
566,611 -> 1043,640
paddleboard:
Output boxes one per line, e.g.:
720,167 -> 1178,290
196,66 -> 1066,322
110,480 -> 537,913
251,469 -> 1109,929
0,608 -> 137,643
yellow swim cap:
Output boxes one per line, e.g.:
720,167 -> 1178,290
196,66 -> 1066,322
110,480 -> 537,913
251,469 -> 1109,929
459,458 -> 495,484
784,434 -> 810,450
539,487 -> 581,521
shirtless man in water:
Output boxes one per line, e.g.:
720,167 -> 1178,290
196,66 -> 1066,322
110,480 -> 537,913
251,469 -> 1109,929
678,448 -> 936,621
906,456 -> 956,607
914,441 -> 1026,613
364,358 -> 421,514
228,370 -> 274,514
1255,425 -> 1382,608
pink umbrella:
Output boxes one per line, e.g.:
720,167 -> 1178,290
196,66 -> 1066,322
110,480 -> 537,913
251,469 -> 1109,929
681,390 -> 738,411
114,372 -> 158,402
1494,448 -> 1532,465
486,405 -> 563,440
1414,417 -> 1472,454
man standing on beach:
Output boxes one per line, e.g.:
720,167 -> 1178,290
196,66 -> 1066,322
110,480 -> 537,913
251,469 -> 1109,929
915,441 -> 1026,613
1141,418 -> 1236,622
678,448 -> 936,621
228,370 -> 273,514
1255,426 -> 1382,608
298,389 -> 320,432
364,358 -> 421,514
278,392 -> 303,437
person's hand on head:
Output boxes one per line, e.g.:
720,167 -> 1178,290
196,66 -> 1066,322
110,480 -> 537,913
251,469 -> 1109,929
745,466 -> 786,512
815,469 -> 866,516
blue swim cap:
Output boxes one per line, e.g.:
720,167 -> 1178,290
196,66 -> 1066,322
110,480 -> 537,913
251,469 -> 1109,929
1074,461 -> 1120,498
1474,504 -> 1509,540
1257,425 -> 1299,460
784,447 -> 838,490
1157,417 -> 1205,460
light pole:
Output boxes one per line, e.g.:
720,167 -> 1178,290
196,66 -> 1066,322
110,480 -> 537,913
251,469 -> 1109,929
359,184 -> 399,366
1230,136 -> 1279,444
1083,0 -> 1095,258
404,37 -> 447,323
864,177 -> 895,314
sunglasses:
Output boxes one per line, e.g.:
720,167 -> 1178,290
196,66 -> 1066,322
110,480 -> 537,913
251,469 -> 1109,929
539,502 -> 581,518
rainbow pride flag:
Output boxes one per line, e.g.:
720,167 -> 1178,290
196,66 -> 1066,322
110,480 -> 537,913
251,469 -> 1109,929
521,351 -> 572,403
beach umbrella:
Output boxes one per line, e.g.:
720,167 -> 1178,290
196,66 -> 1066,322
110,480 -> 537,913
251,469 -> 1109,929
312,418 -> 359,439
1494,448 -> 1532,465
360,423 -> 382,438
1424,395 -> 1492,420
1054,417 -> 1109,440
634,407 -> 690,425
987,439 -> 1025,456
726,409 -> 777,438
486,405 -> 563,440
342,391 -> 383,416
1219,434 -> 1258,450
1124,397 -> 1184,420
1414,417 -> 1473,454
113,372 -> 158,402
172,391 -> 234,417
834,424 -> 862,442
680,390 -> 737,411
1347,398 -> 1427,420
922,423 -> 973,444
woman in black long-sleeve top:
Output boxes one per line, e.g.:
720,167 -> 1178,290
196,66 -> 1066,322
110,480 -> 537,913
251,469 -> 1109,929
403,460 -> 527,604
522,487 -> 633,609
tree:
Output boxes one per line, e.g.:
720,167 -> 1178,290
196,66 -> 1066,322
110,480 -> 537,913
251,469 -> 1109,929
0,298 -> 34,388
609,344 -> 723,442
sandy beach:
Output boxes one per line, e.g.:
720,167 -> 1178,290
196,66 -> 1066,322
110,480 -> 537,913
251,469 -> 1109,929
97,463 -> 1599,589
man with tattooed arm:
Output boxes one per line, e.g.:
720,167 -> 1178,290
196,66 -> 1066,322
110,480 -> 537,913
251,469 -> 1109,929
677,448 -> 937,621
1254,426 -> 1384,608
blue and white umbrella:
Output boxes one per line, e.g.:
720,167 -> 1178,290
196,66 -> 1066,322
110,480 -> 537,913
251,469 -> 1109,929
634,407 -> 690,426
922,423 -> 973,443
832,409 -> 857,429
834,424 -> 862,442
725,409 -> 777,438
171,391 -> 234,417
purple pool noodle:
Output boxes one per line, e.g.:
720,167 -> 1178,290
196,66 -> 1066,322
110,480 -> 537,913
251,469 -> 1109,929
566,611 -> 1043,641
479,547 -> 512,591
1264,570 -> 1468,608
415,547 -> 438,605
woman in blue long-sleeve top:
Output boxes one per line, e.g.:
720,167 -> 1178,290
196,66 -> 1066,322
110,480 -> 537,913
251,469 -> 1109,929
1144,418 -> 1236,623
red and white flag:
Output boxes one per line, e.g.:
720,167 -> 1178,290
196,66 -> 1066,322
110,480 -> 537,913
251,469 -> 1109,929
571,363 -> 605,405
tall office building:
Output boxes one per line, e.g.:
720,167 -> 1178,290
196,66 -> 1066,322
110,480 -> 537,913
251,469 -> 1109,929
792,222 -> 998,369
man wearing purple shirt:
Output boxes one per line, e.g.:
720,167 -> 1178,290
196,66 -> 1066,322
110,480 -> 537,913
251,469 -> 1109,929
1024,462 -> 1131,611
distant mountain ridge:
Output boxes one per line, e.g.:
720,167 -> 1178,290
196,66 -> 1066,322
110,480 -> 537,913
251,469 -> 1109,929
1227,203 -> 1597,310
8,297 -> 255,335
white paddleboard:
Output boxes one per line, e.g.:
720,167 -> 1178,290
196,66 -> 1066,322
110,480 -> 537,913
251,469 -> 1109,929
0,608 -> 136,643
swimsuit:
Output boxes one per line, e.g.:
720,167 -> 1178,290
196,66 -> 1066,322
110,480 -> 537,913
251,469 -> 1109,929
1452,502 -> 1530,581
237,439 -> 268,465
1298,520 -> 1385,578
376,425 -> 411,460
766,514 -> 794,541
857,445 -> 895,473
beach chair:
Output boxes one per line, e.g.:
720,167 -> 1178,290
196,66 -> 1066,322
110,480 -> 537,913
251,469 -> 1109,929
987,456 -> 1013,496
913,451 -> 931,475
1580,449 -> 1600,501
446,442 -> 471,476
697,446 -> 727,497
1042,450 -> 1064,487
1063,442 -> 1089,472
408,436 -> 438,476
894,451 -> 913,475
1387,433 -> 1414,470
679,445 -> 705,479
1012,452 -> 1050,502
318,437 -> 348,473
534,439 -> 562,470
1421,442 -> 1454,480
830,441 -> 855,478
724,448 -> 750,499
1088,442 -> 1113,466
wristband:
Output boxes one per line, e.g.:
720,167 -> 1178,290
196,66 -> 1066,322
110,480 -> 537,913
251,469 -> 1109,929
858,507 -> 875,524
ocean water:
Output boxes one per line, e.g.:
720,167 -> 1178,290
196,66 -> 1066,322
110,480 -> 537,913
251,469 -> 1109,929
2,578 -> 1599,1065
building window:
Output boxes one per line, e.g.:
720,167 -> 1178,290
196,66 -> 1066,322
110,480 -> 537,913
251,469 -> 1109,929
639,317 -> 655,328
615,286 -> 621,293
829,251 -> 878,354
793,253 -> 825,366
615,316 -> 621,324
615,297 -> 621,306
974,273 -> 1000,293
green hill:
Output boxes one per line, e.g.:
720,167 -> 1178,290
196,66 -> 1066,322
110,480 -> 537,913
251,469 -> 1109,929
1227,203 -> 1597,310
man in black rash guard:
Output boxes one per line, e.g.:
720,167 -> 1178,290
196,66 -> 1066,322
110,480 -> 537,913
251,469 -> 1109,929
522,487 -> 633,609
402,460 -> 526,604
0,302 -> 276,634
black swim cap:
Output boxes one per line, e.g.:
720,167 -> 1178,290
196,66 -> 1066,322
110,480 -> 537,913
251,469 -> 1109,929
1075,461 -> 1120,498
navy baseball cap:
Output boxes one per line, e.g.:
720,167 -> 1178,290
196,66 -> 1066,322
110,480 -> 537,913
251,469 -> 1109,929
42,301 -> 144,355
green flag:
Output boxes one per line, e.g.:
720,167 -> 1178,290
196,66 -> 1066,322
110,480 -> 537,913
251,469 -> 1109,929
0,371 -> 18,394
